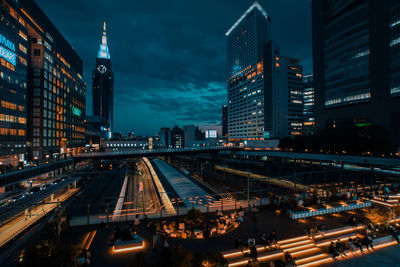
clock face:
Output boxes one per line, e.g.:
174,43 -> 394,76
97,65 -> 107,73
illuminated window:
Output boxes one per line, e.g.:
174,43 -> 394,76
19,16 -> 26,27
19,31 -> 27,41
276,63 -> 280,68
19,44 -> 27,54
19,56 -> 27,66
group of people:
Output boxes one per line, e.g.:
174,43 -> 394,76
111,221 -> 141,243
77,249 -> 91,266
329,235 -> 374,260
306,224 -> 326,239
390,225 -> 400,244
235,231 -> 279,253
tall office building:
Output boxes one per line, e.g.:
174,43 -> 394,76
170,126 -> 184,148
263,41 -> 304,138
312,0 -> 400,149
0,1 -> 28,165
302,74 -> 315,136
92,22 -> 114,136
226,2 -> 271,140
1,0 -> 87,161
159,127 -> 170,148
222,105 -> 228,138
183,125 -> 202,147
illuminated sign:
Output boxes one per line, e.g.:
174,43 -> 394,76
72,106 -> 81,116
0,33 -> 15,52
0,46 -> 16,66
205,130 -> 217,138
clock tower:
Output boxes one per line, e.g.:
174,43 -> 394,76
92,22 -> 114,136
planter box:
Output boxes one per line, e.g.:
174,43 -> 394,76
113,236 -> 144,252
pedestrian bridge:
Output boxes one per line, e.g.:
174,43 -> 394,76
74,146 -> 238,160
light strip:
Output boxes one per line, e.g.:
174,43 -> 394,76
280,239 -> 312,248
225,2 -> 269,36
296,253 -> 328,264
291,247 -> 319,256
112,241 -> 145,253
370,199 -> 394,207
298,257 -> 332,267
279,235 -> 309,244
84,230 -> 97,250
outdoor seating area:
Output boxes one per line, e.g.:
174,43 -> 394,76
288,200 -> 372,220
222,221 -> 399,267
149,208 -> 244,239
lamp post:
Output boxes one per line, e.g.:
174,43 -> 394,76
247,173 -> 250,207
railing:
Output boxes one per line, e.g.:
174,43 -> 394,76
69,189 -> 271,227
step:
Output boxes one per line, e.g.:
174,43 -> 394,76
227,249 -> 282,266
278,235 -> 309,245
279,239 -> 313,249
297,255 -> 333,267
295,252 -> 329,265
315,233 -> 358,247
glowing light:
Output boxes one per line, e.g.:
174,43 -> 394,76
98,21 -> 110,59
112,241 -> 145,253
225,2 -> 269,36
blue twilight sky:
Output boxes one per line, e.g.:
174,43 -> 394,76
35,0 -> 312,136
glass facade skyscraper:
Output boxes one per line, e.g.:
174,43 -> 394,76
0,1 -> 28,165
92,22 -> 114,137
0,0 -> 86,162
226,2 -> 271,140
263,41 -> 304,138
312,0 -> 400,149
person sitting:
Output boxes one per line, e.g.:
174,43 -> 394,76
235,237 -> 245,253
249,244 -> 258,261
134,214 -> 140,226
335,239 -> 347,257
390,226 -> 400,244
239,206 -> 245,217
329,242 -> 339,260
354,237 -> 364,253
347,238 -> 357,255
363,235 -> 374,252
260,233 -> 271,248
248,236 -> 256,247
269,231 -> 279,249
283,251 -> 296,267
77,253 -> 86,266
317,224 -> 325,238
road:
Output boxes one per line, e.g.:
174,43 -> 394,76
0,188 -> 78,248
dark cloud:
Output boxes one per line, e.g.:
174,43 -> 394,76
36,0 -> 312,135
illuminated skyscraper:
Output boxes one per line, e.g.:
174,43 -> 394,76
226,2 -> 271,140
16,0 -> 86,160
263,41 -> 304,138
92,22 -> 114,137
312,0 -> 400,149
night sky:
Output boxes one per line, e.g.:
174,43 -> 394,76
36,0 -> 312,136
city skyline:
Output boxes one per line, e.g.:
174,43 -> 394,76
35,0 -> 312,136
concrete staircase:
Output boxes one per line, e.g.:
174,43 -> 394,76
222,225 -> 382,267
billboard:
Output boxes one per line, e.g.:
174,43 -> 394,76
205,130 -> 217,138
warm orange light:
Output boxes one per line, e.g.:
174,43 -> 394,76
112,241 -> 145,253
